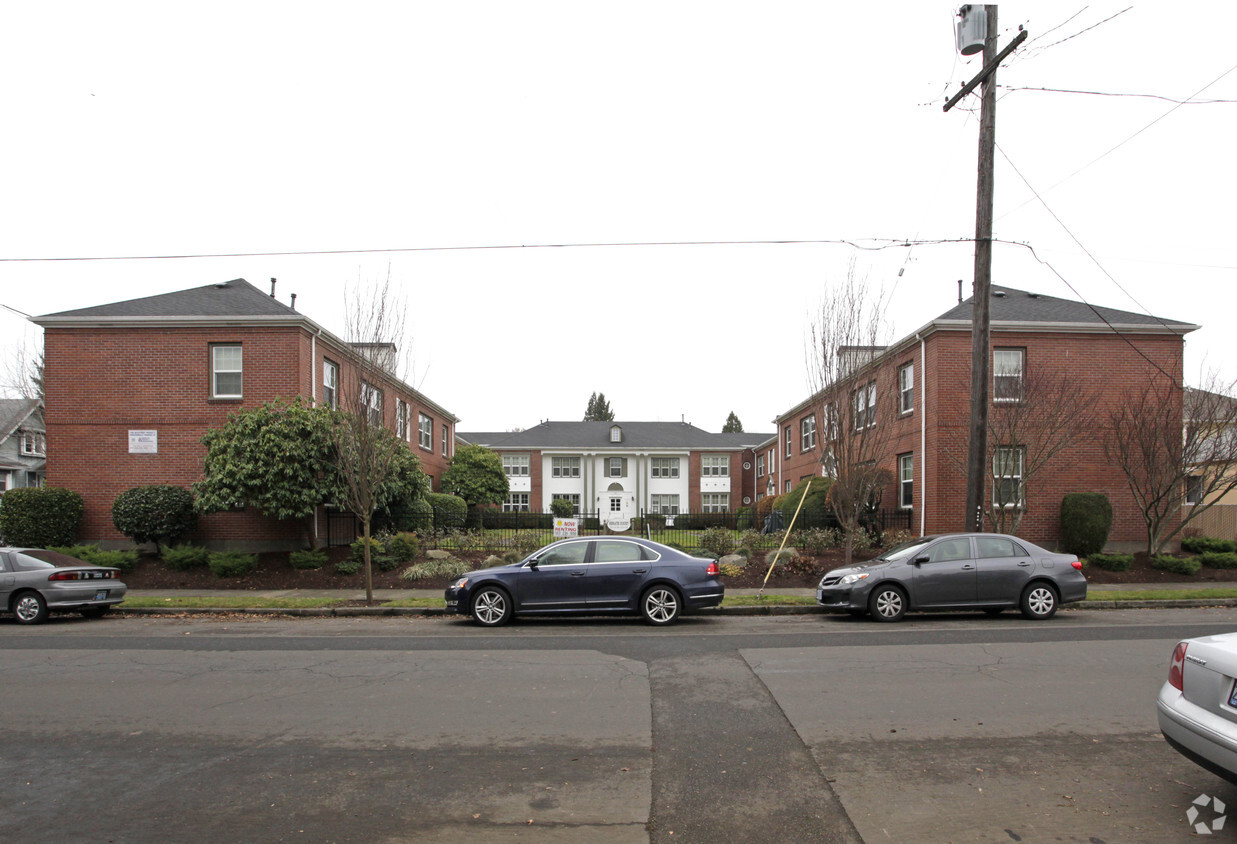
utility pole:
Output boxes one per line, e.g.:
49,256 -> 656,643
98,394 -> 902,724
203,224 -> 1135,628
944,5 -> 1027,532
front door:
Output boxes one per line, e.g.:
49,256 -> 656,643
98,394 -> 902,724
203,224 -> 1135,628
516,540 -> 590,611
911,537 -> 978,607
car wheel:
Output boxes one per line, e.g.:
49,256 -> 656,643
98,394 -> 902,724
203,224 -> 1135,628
641,586 -> 681,625
471,586 -> 512,627
1020,583 -> 1058,620
80,606 -> 110,619
13,592 -> 49,625
868,584 -> 907,623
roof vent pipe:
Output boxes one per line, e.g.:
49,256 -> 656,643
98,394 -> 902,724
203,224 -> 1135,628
290,293 -> 297,310
270,278 -> 276,298
958,279 -> 963,304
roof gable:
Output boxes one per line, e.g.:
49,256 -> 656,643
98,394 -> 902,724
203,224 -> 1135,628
935,285 -> 1194,330
37,278 -> 297,320
460,421 -> 775,450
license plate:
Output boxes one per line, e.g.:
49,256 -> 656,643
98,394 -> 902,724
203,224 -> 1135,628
94,590 -> 109,601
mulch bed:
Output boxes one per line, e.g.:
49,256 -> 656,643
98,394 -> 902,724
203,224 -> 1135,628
119,548 -> 1235,592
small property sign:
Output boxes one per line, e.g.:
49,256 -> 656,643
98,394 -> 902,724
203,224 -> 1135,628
553,518 -> 579,538
128,430 -> 158,454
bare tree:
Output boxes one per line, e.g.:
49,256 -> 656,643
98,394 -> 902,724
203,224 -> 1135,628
945,365 -> 1099,534
806,265 -> 894,565
1105,373 -> 1237,553
331,272 -> 417,603
1,336 -> 43,400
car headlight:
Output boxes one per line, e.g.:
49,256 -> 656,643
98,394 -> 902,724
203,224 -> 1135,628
838,573 -> 869,585
449,577 -> 469,589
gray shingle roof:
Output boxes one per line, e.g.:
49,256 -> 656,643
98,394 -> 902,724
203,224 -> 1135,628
38,278 -> 297,319
0,398 -> 41,441
936,285 -> 1195,329
459,421 -> 775,450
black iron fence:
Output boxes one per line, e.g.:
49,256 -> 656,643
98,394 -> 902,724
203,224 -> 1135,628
326,505 -> 913,553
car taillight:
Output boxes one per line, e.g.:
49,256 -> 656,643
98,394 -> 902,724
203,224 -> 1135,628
1071,560 -> 1083,571
48,571 -> 81,581
1169,641 -> 1188,691
706,561 -> 720,576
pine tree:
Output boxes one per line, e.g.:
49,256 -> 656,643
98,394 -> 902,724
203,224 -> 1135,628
584,392 -> 615,421
722,412 -> 744,433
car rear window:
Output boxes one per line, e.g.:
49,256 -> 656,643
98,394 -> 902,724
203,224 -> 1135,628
12,549 -> 88,570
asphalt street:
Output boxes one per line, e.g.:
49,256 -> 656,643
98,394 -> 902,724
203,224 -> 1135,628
3,608 -> 1237,843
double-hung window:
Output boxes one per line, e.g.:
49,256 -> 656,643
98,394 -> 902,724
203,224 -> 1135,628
701,493 -> 729,512
323,360 -> 339,408
360,382 -> 383,426
784,426 -> 792,458
503,492 -> 530,512
552,457 -> 581,478
396,400 -> 410,441
701,455 -> 729,477
898,363 -> 914,414
651,457 -> 679,479
994,349 -> 1025,403
211,344 -> 242,399
418,413 -> 433,449
442,424 -> 449,457
898,453 -> 913,509
801,415 -> 816,451
21,433 -> 46,457
650,494 -> 680,515
992,446 -> 1025,507
502,454 -> 530,478
608,457 -> 625,478
757,454 -> 765,477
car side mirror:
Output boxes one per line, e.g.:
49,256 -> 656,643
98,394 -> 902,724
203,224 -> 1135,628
528,558 -> 540,569
912,556 -> 929,565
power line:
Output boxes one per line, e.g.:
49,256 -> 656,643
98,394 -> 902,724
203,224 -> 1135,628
1001,85 -> 1237,104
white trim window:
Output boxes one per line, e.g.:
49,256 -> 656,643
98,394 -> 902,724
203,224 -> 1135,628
552,457 -> 581,478
503,492 -> 530,512
1186,475 -> 1203,505
442,424 -> 449,457
608,457 -> 625,478
610,425 -> 622,443
852,381 -> 877,430
651,457 -> 679,479
396,400 -> 410,441
360,381 -> 383,426
701,493 -> 729,513
800,415 -> 816,451
550,493 -> 581,513
21,432 -> 46,457
323,359 -> 339,408
650,494 -> 680,515
211,344 -> 242,398
756,454 -> 765,477
502,454 -> 530,478
898,453 -> 913,509
418,412 -> 433,449
992,446 -> 1025,507
701,455 -> 729,477
784,426 -> 792,458
898,362 -> 914,415
993,349 -> 1024,403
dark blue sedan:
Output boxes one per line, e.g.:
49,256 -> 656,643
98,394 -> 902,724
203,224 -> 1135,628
444,536 -> 725,626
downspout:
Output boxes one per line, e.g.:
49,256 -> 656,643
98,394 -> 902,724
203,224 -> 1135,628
918,332 -> 927,537
311,329 -> 323,546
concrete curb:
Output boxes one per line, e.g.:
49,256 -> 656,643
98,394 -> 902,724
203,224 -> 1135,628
112,597 -> 1237,618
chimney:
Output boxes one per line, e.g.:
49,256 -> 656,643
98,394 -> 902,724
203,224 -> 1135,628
270,277 -> 277,298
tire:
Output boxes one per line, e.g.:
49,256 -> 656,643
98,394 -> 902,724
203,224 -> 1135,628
640,585 -> 681,626
1020,583 -> 1058,620
471,586 -> 513,627
868,584 -> 907,623
80,606 -> 111,619
13,592 -> 49,625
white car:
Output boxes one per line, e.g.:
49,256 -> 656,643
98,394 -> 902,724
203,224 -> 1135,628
1157,632 -> 1237,784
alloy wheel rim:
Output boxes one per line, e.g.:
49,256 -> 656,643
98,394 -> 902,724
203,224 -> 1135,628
476,592 -> 505,624
876,591 -> 901,617
1029,589 -> 1054,615
15,596 -> 40,621
646,590 -> 677,622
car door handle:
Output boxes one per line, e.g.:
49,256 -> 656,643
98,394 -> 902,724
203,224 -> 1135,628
1017,561 -> 1032,567
631,568 -> 648,574
571,570 -> 586,577
961,564 -> 975,570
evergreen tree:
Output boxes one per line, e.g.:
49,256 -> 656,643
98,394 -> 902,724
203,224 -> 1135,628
584,391 -> 615,421
722,411 -> 744,433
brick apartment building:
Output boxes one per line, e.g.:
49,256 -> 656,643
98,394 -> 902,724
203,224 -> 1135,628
773,285 -> 1198,550
33,278 -> 458,550
458,422 -> 774,524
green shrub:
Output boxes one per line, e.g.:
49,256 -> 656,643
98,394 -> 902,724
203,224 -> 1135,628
1183,536 -> 1237,554
162,545 -> 210,571
334,559 -> 361,575
737,529 -> 765,557
699,527 -> 737,557
791,528 -> 839,555
111,485 -> 196,549
879,528 -> 916,550
208,551 -> 257,577
426,493 -> 468,530
550,498 -> 575,517
384,532 -> 421,563
400,557 -> 473,581
0,487 -> 84,547
735,507 -> 754,531
290,549 -> 328,570
1199,552 -> 1237,569
376,494 -> 435,534
50,544 -> 103,561
348,538 -> 399,570
1151,555 -> 1202,575
82,549 -> 140,572
718,563 -> 744,578
784,555 -> 821,576
1059,492 -> 1113,558
1087,553 -> 1134,572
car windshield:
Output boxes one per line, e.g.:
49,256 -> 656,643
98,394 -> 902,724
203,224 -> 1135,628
872,538 -> 935,563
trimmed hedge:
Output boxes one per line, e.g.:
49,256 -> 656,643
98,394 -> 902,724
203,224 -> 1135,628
1086,553 -> 1134,572
426,493 -> 467,529
1199,552 -> 1237,570
207,551 -> 258,578
290,549 -> 328,570
162,545 -> 210,571
1059,492 -> 1113,558
0,487 -> 84,547
111,485 -> 196,549
1151,555 -> 1202,575
1183,536 -> 1237,554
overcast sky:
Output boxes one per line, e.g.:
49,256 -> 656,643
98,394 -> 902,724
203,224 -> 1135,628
2,2 -> 1234,434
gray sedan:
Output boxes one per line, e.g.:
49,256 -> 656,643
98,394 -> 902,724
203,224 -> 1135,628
1,547 -> 127,624
1158,632 -> 1237,786
816,533 -> 1087,622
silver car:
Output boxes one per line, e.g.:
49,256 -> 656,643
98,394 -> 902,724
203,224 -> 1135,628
816,533 -> 1087,622
0,547 -> 127,624
1158,632 -> 1237,785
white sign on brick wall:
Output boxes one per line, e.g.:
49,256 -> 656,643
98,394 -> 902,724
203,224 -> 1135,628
128,430 -> 158,454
